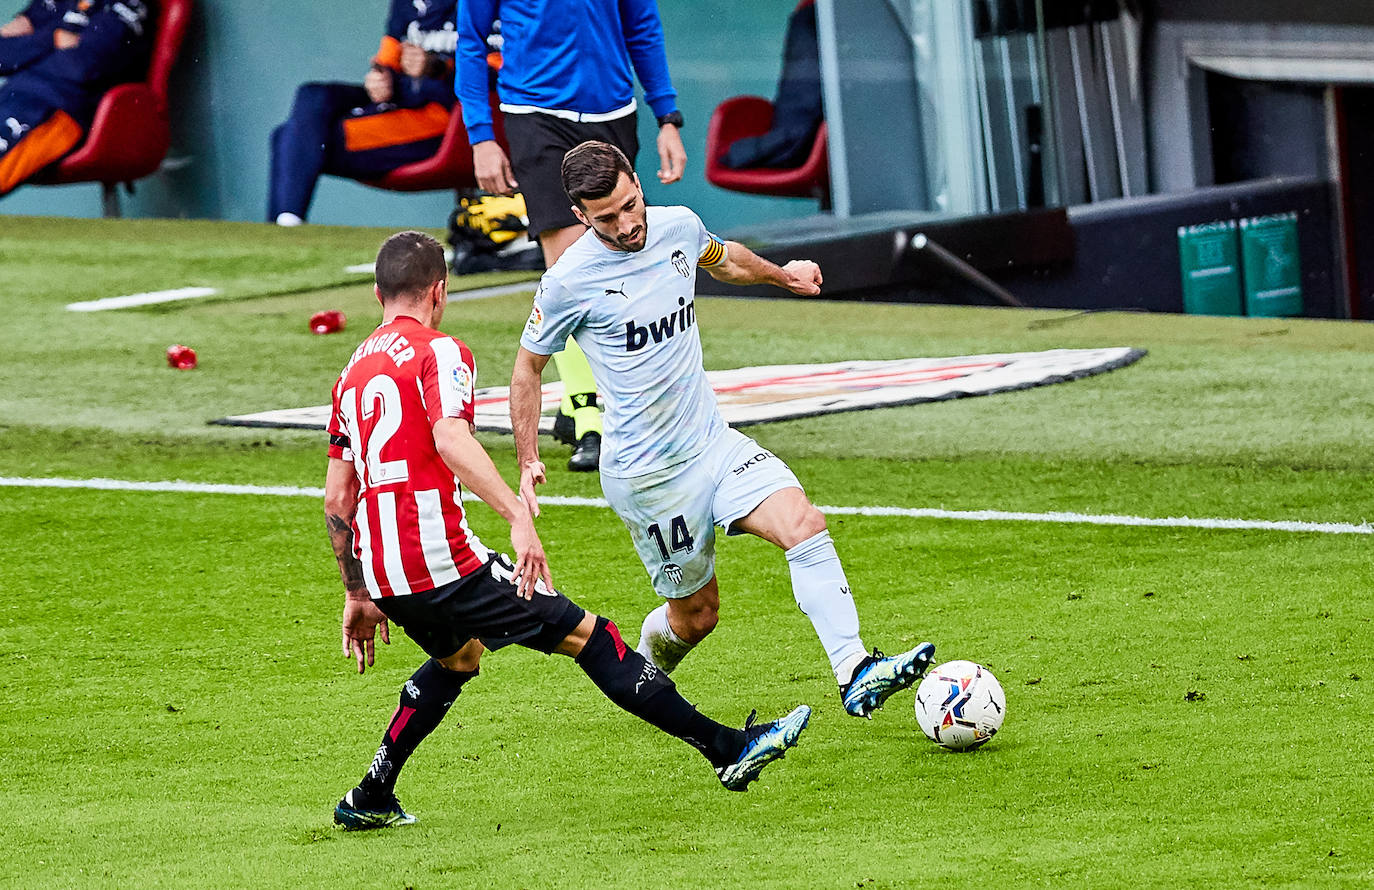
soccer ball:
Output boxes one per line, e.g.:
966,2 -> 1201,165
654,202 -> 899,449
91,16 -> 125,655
914,660 -> 1006,751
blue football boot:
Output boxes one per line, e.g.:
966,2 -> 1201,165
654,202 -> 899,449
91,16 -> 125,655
716,704 -> 811,792
841,643 -> 936,719
333,788 -> 418,831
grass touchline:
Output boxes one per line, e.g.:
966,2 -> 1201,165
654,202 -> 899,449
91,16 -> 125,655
3,475 -> 1368,535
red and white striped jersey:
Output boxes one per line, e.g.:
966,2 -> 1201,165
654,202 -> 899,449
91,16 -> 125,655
328,315 -> 491,598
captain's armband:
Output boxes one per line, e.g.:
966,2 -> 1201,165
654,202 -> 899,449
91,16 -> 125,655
697,234 -> 727,268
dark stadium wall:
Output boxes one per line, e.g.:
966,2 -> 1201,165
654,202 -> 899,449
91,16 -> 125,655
0,0 -> 814,233
1147,1 -> 1374,27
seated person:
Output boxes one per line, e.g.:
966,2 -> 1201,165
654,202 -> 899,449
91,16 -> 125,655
268,0 -> 457,226
721,0 -> 820,170
0,0 -> 154,196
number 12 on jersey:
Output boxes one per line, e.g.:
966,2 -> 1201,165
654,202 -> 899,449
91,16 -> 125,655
338,376 -> 410,487
646,515 -> 694,560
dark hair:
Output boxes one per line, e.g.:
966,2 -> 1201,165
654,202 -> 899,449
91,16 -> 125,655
374,231 -> 446,301
561,140 -> 635,206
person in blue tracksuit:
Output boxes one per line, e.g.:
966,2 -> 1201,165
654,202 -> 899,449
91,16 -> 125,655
267,0 -> 458,226
456,0 -> 687,471
0,0 -> 153,196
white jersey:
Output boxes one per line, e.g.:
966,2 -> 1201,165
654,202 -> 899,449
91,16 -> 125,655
520,205 -> 730,478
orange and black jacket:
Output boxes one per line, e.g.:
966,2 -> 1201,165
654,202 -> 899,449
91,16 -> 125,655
372,0 -> 458,109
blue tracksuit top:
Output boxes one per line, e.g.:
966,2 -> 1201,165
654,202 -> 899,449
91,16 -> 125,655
456,0 -> 678,145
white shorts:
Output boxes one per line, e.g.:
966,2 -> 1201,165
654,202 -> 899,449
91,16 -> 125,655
600,428 -> 802,599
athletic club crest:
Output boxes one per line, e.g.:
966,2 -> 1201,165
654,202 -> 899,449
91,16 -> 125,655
671,249 -> 691,278
663,563 -> 683,584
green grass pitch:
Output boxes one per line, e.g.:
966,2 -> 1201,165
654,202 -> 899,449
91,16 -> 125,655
1,217 -> 1371,887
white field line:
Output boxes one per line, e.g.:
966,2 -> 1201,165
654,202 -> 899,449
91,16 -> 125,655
2,476 -> 1369,536
67,287 -> 219,312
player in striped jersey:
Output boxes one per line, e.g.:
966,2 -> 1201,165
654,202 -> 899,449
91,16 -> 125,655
510,142 -> 936,722
324,231 -> 810,830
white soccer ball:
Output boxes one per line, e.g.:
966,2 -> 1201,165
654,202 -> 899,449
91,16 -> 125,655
914,660 -> 1006,751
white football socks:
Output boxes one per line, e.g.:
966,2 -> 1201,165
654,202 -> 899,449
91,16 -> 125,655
786,530 -> 868,686
636,602 -> 696,674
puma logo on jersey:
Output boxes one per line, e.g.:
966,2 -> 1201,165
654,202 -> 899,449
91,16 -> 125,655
605,282 -> 630,300
624,297 -> 695,352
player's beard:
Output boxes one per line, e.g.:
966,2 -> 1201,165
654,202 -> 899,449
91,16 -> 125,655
593,215 -> 648,252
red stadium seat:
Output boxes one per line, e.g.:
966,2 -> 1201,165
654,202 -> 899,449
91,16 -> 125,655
33,0 -> 192,209
364,94 -> 509,193
703,0 -> 829,207
705,96 -> 829,204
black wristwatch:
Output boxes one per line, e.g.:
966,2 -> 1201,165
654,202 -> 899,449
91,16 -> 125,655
656,110 -> 684,129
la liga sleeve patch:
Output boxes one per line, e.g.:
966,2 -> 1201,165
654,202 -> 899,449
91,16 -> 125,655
430,337 -> 476,419
525,301 -> 545,338
450,360 -> 474,405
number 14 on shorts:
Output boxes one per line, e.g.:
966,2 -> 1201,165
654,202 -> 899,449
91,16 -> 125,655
647,515 -> 695,559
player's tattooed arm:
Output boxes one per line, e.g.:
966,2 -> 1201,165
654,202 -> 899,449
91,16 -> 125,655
324,456 -> 389,671
706,241 -> 823,297
324,457 -> 368,598
326,511 -> 368,597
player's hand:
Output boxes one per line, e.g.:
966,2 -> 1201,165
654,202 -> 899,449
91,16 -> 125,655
0,15 -> 34,37
656,124 -> 686,184
474,140 -> 518,195
53,28 -> 79,50
341,595 -> 390,674
399,42 -> 427,78
364,67 -> 393,105
518,459 -> 547,518
781,260 -> 823,296
510,516 -> 555,600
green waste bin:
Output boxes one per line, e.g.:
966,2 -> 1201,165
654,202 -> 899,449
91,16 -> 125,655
1178,220 -> 1242,315
1240,212 -> 1303,317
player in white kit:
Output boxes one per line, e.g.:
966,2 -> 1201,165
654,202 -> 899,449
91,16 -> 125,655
510,141 -> 935,718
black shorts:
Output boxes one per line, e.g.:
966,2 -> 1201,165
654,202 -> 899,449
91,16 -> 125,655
375,554 -> 586,658
503,109 -> 640,239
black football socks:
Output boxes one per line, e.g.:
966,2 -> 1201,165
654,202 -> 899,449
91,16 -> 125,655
356,658 -> 476,803
575,616 -> 745,769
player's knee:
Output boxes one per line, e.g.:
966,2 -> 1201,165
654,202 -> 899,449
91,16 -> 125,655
675,603 -> 718,644
787,503 -> 828,547
440,651 -> 481,674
